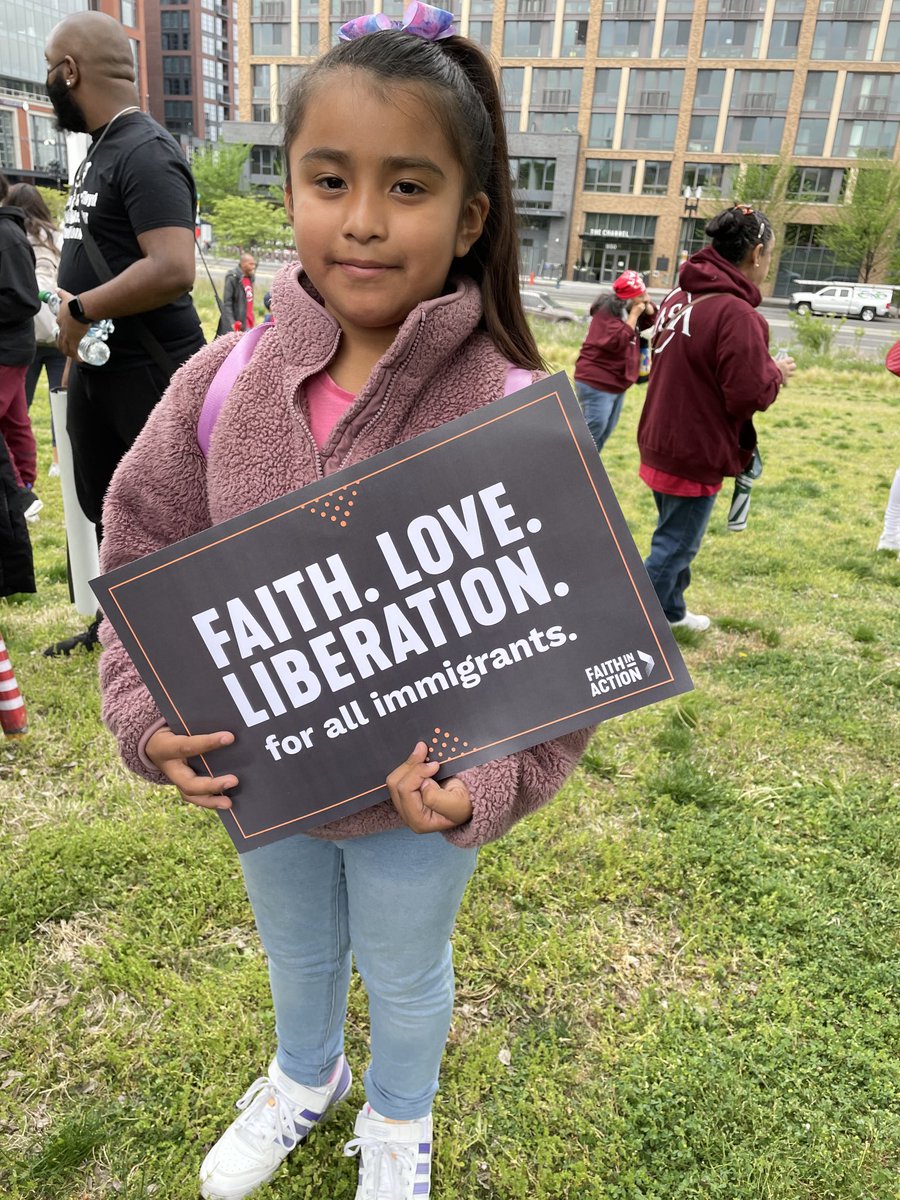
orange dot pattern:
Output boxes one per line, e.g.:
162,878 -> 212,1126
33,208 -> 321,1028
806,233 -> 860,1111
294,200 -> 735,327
428,727 -> 469,762
302,488 -> 358,528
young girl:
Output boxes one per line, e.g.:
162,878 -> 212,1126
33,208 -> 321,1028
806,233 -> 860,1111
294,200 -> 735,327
98,10 -> 591,1199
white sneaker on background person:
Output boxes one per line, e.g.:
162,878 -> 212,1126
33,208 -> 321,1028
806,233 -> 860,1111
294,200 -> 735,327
668,611 -> 711,632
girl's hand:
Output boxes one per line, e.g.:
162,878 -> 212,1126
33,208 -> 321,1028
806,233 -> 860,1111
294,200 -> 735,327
625,301 -> 646,328
145,726 -> 238,810
386,742 -> 473,834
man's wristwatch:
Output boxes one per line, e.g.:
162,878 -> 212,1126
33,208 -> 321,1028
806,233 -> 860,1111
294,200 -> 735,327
68,295 -> 93,325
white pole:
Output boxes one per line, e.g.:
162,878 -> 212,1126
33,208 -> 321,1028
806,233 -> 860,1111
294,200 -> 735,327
48,388 -> 100,616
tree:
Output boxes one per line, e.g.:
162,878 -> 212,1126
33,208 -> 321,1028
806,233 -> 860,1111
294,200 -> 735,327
191,143 -> 251,217
211,195 -> 292,252
37,186 -> 68,226
725,155 -> 801,250
820,156 -> 900,282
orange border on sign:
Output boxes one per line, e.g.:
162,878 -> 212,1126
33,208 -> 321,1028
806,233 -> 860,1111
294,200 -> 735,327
105,387 -> 677,842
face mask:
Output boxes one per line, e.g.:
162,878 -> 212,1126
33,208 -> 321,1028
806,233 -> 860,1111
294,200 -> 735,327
47,73 -> 89,134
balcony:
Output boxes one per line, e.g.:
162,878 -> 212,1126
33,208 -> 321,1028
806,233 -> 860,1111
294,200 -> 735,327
635,90 -> 672,111
848,93 -> 890,116
511,0 -> 553,14
819,0 -> 882,16
540,89 -> 573,109
732,91 -> 778,114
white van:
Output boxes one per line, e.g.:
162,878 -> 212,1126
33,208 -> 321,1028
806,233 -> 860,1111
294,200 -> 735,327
789,283 -> 892,322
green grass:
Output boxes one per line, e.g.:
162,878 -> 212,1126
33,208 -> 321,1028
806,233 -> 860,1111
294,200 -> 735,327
1,291 -> 899,1198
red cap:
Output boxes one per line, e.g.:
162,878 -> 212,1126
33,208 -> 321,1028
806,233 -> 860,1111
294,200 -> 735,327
613,270 -> 646,301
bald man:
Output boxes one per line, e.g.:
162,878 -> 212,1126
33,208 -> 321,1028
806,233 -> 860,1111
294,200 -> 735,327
44,12 -> 205,655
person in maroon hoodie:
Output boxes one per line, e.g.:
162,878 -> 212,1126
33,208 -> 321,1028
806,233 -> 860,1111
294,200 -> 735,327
573,269 -> 656,453
637,206 -> 796,632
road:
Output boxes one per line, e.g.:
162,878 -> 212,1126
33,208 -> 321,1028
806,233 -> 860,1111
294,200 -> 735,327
197,255 -> 897,361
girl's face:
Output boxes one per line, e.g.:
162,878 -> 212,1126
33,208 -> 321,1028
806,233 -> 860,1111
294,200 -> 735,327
284,71 -> 488,354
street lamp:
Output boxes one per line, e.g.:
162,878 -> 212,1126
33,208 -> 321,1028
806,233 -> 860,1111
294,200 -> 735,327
673,186 -> 703,286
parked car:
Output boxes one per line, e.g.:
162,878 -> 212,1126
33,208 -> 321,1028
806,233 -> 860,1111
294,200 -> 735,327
521,289 -> 580,323
789,283 -> 892,322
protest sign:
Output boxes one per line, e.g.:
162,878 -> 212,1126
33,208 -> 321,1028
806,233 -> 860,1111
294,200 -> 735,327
93,372 -> 692,852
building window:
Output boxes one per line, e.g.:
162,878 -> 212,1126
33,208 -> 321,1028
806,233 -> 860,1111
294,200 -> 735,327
794,118 -> 828,155
621,114 -> 678,151
832,120 -> 900,156
598,20 -> 654,58
297,23 -> 318,54
787,166 -> 845,204
30,114 -> 65,173
841,72 -> 900,119
252,23 -> 289,53
768,20 -> 800,59
528,68 -> 582,135
731,70 -> 791,112
687,116 -> 718,153
811,21 -> 878,59
280,64 -> 305,100
252,104 -> 272,122
164,100 -> 193,134
511,157 -> 556,192
468,20 -> 492,46
681,162 -> 728,194
252,64 -> 270,102
251,145 -> 282,177
252,0 -> 289,13
801,71 -> 837,113
0,111 -> 15,171
660,20 -> 690,58
707,0 -> 764,11
120,0 -> 136,26
641,160 -> 670,195
503,20 -> 554,57
723,115 -> 785,154
583,158 -> 636,192
884,22 -> 900,61
628,69 -> 684,109
560,20 -> 589,57
701,21 -> 763,58
589,67 -> 621,148
693,69 -> 726,112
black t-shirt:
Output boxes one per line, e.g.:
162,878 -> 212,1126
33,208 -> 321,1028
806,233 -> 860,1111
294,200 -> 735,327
58,112 -> 204,369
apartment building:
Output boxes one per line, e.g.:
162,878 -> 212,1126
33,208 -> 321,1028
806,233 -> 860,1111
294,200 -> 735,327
226,0 -> 900,294
144,0 -> 239,147
0,0 -> 146,188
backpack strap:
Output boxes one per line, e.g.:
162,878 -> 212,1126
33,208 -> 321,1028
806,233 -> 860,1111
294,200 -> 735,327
197,323 -> 272,456
504,366 -> 534,395
198,339 -> 533,458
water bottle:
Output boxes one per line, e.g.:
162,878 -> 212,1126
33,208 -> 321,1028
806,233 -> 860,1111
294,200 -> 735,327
39,291 -> 114,366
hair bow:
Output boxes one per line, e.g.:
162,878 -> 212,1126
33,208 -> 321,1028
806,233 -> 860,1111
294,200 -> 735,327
339,2 -> 455,42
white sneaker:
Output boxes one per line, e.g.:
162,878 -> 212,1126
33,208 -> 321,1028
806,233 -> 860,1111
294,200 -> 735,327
876,534 -> 900,552
669,611 -> 711,632
199,1055 -> 352,1200
344,1106 -> 433,1199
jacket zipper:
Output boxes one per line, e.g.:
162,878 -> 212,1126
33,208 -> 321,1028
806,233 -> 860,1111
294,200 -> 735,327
337,313 -> 426,472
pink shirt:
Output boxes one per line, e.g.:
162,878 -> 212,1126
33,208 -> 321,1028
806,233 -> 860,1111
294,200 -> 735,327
305,370 -> 355,450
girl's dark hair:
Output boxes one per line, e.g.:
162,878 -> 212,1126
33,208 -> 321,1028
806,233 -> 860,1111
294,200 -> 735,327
705,205 -> 774,264
589,292 -> 625,318
281,31 -> 543,371
6,182 -> 58,241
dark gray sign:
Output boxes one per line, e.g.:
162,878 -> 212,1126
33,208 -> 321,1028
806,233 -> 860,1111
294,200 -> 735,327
93,373 -> 692,852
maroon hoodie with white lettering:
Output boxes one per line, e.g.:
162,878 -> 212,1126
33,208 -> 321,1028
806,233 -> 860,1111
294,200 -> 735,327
637,246 -> 783,485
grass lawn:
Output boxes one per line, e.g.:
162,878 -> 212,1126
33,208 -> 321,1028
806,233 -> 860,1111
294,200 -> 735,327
1,288 -> 898,1199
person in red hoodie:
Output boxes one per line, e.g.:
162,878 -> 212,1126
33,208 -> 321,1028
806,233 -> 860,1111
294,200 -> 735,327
637,206 -> 796,632
573,269 -> 656,453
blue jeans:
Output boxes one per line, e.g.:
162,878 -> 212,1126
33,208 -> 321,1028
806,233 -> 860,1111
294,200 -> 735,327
644,490 -> 718,622
575,380 -> 626,454
239,827 -> 478,1120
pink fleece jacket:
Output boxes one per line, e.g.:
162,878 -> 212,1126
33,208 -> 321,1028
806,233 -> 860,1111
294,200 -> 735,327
99,264 -> 592,849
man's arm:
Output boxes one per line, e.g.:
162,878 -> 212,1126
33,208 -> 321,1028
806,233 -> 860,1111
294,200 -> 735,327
55,225 -> 196,358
